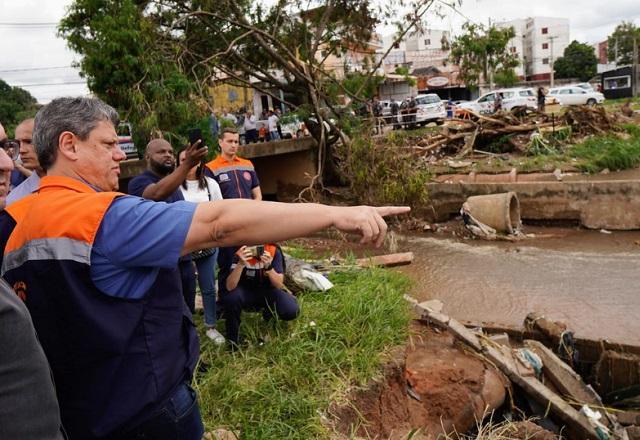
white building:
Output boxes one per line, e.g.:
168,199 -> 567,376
498,17 -> 570,82
380,29 -> 451,73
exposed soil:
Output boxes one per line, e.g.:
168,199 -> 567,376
330,322 -> 509,439
504,421 -> 559,440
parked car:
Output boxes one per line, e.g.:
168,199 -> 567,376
378,100 -> 392,117
117,122 -> 138,159
413,94 -> 446,125
574,82 -> 595,92
457,88 -> 537,114
547,86 -> 605,106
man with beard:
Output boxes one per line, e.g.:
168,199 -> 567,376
128,138 -> 207,312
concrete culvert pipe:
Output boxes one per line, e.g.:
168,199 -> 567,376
464,192 -> 521,234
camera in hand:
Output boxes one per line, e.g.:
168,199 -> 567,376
246,245 -> 264,258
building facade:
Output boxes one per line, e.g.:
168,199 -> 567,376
380,29 -> 451,73
499,17 -> 570,81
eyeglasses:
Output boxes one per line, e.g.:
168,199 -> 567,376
0,139 -> 20,160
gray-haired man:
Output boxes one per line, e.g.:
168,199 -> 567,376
0,96 -> 408,439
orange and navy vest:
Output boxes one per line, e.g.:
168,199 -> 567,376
218,244 -> 280,295
0,176 -> 198,439
205,155 -> 258,199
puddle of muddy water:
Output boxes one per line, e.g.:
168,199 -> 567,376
395,228 -> 640,345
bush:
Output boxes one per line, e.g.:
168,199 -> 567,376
337,129 -> 430,206
570,125 -> 640,173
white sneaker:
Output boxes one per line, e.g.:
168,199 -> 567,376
206,328 -> 225,345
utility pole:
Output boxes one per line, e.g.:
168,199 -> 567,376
548,35 -> 558,88
633,37 -> 638,97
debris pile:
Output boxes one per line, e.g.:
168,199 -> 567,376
413,300 -> 640,440
403,105 -> 632,162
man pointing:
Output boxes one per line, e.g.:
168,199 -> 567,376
0,96 -> 408,440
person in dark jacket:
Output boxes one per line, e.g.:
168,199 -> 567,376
0,140 -> 65,440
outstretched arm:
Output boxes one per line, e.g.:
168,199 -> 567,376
182,200 -> 409,255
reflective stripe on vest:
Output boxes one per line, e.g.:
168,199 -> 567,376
1,175 -> 199,438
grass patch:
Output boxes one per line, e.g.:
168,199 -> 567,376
601,96 -> 640,108
195,267 -> 413,438
384,125 -> 440,145
568,124 -> 640,173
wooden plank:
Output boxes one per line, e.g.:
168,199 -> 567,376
419,309 -> 483,353
525,340 -> 603,408
483,344 -> 600,440
356,252 -> 414,268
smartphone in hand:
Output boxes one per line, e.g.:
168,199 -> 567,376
187,128 -> 203,147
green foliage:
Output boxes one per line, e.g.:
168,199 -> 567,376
554,40 -> 597,82
607,21 -> 640,65
527,132 -> 559,155
59,0 -> 206,148
0,79 -> 39,134
493,68 -> 519,87
196,267 -> 412,438
394,66 -> 417,86
450,23 -> 520,89
570,125 -> 640,173
341,73 -> 385,100
338,129 -> 430,206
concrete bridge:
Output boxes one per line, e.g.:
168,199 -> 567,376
119,137 -> 318,199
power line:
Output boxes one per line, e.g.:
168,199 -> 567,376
0,22 -> 57,27
0,66 -> 73,73
9,81 -> 87,88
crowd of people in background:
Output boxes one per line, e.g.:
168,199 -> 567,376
0,98 -> 408,440
208,106 -> 290,145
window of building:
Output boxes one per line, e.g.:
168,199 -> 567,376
511,46 -> 517,53
542,58 -> 549,64
542,43 -> 549,49
393,42 -> 400,49
542,27 -> 548,34
424,39 -> 431,45
604,75 -> 631,90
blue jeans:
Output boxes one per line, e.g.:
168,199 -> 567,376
194,249 -> 218,328
114,382 -> 204,440
269,130 -> 280,141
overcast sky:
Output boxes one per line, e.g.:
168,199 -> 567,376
0,0 -> 639,104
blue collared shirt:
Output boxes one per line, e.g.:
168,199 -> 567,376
90,196 -> 197,299
7,173 -> 41,206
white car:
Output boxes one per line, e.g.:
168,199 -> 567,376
413,94 -> 446,125
574,82 -> 595,92
548,86 -> 605,106
457,88 -> 537,114
117,122 -> 137,159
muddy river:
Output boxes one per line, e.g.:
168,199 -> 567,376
395,227 -> 640,345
